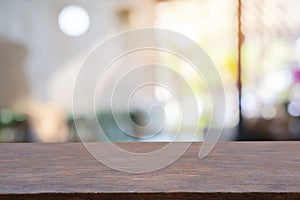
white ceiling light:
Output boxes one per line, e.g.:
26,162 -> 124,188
58,5 -> 90,37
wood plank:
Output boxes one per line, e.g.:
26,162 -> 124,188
1,142 -> 300,199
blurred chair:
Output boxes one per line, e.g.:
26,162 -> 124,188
0,39 -> 69,142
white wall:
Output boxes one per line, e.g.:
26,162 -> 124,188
0,0 -> 156,113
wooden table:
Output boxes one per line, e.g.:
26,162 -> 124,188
1,142 -> 300,199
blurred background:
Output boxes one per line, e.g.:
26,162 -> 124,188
0,0 -> 300,142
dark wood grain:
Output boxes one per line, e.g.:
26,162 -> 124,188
1,142 -> 300,199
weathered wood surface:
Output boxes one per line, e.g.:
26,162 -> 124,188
1,142 -> 300,199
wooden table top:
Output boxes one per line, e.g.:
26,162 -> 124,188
1,142 -> 300,199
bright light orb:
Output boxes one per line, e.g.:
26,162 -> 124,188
58,5 -> 90,37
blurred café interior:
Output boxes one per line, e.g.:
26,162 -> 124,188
1,0 -> 300,143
